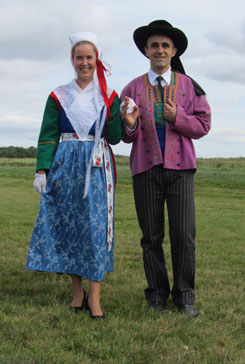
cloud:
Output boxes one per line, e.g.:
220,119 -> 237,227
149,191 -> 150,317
193,126 -> 245,158
1,114 -> 39,131
0,114 -> 40,147
206,21 -> 245,55
210,128 -> 245,144
0,0 -> 244,158
0,0 -> 130,62
183,20 -> 245,84
186,54 -> 245,84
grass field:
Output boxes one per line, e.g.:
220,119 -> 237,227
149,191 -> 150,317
0,156 -> 244,364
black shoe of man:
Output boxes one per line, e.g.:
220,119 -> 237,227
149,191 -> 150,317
149,301 -> 165,312
177,304 -> 198,317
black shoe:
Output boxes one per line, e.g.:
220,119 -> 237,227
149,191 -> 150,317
85,297 -> 106,320
177,304 -> 198,317
149,301 -> 165,312
70,289 -> 86,313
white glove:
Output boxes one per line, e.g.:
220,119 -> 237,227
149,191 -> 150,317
120,97 -> 136,114
33,173 -> 46,194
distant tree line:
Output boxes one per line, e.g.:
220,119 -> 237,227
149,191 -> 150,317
0,146 -> 37,158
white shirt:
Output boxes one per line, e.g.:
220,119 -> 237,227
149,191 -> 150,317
126,68 -> 172,132
148,68 -> 171,87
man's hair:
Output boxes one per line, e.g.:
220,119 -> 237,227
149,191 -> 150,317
145,34 -> 176,49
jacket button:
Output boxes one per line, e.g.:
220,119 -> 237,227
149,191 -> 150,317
177,163 -> 180,166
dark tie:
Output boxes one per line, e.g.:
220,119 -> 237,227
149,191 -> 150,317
156,76 -> 164,103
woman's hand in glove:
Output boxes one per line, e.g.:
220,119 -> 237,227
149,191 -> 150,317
33,172 -> 46,194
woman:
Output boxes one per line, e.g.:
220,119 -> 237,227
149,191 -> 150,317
26,32 -> 123,319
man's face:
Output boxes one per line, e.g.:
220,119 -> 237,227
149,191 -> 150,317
144,34 -> 177,74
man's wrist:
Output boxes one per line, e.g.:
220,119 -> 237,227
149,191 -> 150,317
126,121 -> 137,132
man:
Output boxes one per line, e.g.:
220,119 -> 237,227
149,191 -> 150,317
121,20 -> 211,317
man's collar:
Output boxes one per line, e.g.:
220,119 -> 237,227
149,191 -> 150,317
148,68 -> 172,85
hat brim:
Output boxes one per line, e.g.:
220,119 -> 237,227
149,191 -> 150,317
133,25 -> 188,57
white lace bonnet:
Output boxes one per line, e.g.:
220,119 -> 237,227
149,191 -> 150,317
69,32 -> 111,115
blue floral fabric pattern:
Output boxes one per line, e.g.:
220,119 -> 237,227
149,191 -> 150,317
26,140 -> 114,281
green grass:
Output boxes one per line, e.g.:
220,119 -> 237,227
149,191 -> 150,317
0,157 -> 244,364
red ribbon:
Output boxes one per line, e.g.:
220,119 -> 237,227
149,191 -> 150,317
96,55 -> 112,117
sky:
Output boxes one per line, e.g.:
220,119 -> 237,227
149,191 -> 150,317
1,0 -> 244,158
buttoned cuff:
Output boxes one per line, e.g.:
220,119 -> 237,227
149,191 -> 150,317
126,121 -> 138,133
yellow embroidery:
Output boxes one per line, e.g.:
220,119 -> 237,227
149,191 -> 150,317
38,141 -> 58,146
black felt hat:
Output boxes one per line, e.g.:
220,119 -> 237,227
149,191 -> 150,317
133,20 -> 188,73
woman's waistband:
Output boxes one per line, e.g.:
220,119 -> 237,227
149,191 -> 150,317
61,133 -> 103,142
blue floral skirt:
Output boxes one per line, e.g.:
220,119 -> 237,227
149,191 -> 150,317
26,140 -> 114,281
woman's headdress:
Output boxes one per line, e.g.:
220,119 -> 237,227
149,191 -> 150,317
69,32 -> 112,115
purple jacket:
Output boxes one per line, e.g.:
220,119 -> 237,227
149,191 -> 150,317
120,72 -> 211,176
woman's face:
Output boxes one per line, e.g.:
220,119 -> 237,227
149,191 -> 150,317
73,43 -> 97,85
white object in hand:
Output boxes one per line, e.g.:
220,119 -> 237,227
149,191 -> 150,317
33,173 -> 46,194
120,98 -> 136,114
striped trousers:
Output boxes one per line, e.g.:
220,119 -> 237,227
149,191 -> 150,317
133,165 -> 196,305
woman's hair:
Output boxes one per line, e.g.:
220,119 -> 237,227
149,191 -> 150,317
72,40 -> 97,57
